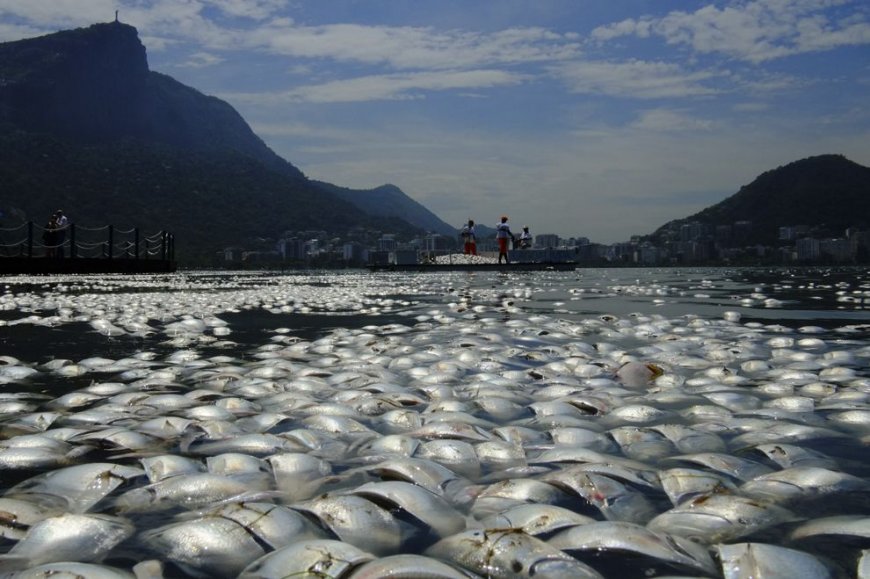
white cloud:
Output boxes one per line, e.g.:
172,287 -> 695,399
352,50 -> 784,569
631,108 -> 716,131
591,0 -> 870,63
552,59 -> 721,98
177,51 -> 224,67
207,0 -> 288,21
239,23 -> 582,70
224,69 -> 525,103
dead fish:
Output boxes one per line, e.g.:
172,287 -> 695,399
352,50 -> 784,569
745,443 -> 839,470
479,504 -> 596,537
269,452 -> 333,502
237,539 -> 375,579
548,520 -> 717,576
615,361 -> 664,387
426,528 -> 603,578
184,433 -> 294,457
7,463 -> 144,513
417,439 -> 481,479
658,467 -> 738,506
717,542 -> 834,579
741,466 -> 869,502
0,497 -> 65,540
293,494 -> 404,556
647,493 -> 797,543
662,452 -> 773,482
350,480 -> 466,539
140,502 -> 328,578
0,513 -> 134,571
0,562 -> 136,578
347,554 -> 474,579
115,472 -> 269,512
790,515 -> 870,542
368,457 -> 468,499
471,478 -> 570,519
139,455 -> 205,483
542,467 -> 657,524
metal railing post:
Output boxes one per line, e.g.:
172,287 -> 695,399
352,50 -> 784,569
134,228 -> 140,259
107,225 -> 114,259
27,222 -> 33,258
70,224 -> 76,258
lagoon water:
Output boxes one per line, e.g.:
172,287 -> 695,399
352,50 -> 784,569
1,266 -> 869,577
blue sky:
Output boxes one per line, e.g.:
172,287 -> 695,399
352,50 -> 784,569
2,0 -> 869,243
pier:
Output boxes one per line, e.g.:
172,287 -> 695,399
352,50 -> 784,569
0,222 -> 176,274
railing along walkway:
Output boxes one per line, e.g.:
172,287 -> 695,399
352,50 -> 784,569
0,222 -> 176,274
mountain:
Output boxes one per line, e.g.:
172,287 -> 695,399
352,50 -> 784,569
315,181 -> 456,236
650,154 -> 870,245
0,22 -> 445,264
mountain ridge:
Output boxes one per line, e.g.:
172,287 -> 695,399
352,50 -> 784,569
0,22 -> 453,263
649,154 -> 870,246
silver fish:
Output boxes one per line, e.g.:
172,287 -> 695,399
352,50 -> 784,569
350,480 -> 466,538
479,504 -> 596,537
7,463 -> 144,513
0,562 -> 136,578
347,554 -> 476,579
0,497 -> 65,540
115,472 -> 269,512
237,539 -> 374,579
542,467 -> 656,524
741,466 -> 869,502
790,515 -> 870,541
717,542 -> 834,579
0,513 -> 133,571
647,493 -> 797,543
269,452 -> 333,502
426,528 -> 603,579
140,502 -> 327,578
548,520 -> 717,576
293,494 -> 403,555
659,467 -> 738,506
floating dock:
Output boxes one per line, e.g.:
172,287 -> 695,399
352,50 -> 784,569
0,222 -> 176,275
367,261 -> 577,272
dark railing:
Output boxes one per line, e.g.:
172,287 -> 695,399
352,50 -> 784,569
0,222 -> 175,262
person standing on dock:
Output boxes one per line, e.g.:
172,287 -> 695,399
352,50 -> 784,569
42,215 -> 58,258
518,226 -> 532,249
460,219 -> 477,256
54,210 -> 68,258
496,215 -> 514,264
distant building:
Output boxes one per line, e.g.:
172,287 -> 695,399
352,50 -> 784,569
796,237 -> 820,261
820,238 -> 853,261
222,247 -> 243,261
423,233 -> 449,252
342,242 -> 364,263
377,235 -> 397,252
535,234 -> 560,249
278,237 -> 305,260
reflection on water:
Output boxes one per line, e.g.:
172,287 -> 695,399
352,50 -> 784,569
0,266 -> 868,577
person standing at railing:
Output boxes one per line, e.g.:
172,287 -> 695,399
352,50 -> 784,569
54,210 -> 68,258
42,215 -> 58,258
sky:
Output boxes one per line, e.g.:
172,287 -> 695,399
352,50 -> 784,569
1,1 -> 869,243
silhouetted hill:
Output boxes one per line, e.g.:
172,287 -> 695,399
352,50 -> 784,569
0,22 -> 443,263
314,181 -> 455,236
650,154 -> 870,245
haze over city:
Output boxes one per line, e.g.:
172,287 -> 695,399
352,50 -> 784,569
2,0 -> 868,243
